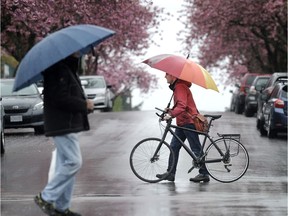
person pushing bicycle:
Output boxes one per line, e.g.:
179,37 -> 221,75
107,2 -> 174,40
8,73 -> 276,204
156,73 -> 210,182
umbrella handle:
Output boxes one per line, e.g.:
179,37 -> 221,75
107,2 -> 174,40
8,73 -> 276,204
167,92 -> 174,109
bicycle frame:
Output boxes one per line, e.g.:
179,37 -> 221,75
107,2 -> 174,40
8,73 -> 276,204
152,116 -> 228,165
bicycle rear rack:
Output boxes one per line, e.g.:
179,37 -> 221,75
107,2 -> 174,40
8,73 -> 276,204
217,133 -> 241,142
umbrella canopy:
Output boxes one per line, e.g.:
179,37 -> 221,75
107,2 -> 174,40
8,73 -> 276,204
13,24 -> 115,91
143,54 -> 219,92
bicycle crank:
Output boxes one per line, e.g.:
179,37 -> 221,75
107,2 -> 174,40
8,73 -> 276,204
224,164 -> 232,172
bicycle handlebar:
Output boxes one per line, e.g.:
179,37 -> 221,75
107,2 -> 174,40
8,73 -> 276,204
155,107 -> 169,121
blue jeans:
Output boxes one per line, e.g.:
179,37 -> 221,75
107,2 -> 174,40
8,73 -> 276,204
168,124 -> 208,175
42,133 -> 82,211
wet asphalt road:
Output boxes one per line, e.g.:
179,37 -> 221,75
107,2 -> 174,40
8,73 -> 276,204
1,111 -> 287,216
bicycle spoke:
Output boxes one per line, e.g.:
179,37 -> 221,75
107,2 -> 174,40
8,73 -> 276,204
130,138 -> 174,183
205,138 -> 249,183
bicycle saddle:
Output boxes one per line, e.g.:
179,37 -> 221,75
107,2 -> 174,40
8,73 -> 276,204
204,114 -> 222,119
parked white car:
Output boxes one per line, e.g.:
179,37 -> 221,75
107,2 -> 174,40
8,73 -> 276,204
80,76 -> 114,112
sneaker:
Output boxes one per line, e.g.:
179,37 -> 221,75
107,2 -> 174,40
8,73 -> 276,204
54,209 -> 82,216
156,172 -> 175,182
189,174 -> 210,182
34,193 -> 56,215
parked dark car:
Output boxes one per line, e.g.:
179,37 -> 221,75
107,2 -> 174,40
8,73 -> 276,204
0,79 -> 44,134
230,73 -> 260,114
256,72 -> 287,132
244,75 -> 271,117
259,83 -> 287,138
0,98 -> 5,154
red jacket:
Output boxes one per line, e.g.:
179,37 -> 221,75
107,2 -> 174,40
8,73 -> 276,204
168,80 -> 198,126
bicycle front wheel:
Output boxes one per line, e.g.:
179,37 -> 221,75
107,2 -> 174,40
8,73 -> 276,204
205,138 -> 249,183
129,138 -> 174,183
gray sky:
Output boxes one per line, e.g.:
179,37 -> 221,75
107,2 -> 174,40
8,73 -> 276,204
132,0 -> 233,112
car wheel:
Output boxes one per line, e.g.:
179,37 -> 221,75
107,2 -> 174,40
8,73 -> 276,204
34,126 -> 45,135
230,100 -> 235,112
1,130 -> 5,155
102,99 -> 113,112
235,100 -> 243,114
259,117 -> 267,136
267,116 -> 277,138
244,106 -> 254,117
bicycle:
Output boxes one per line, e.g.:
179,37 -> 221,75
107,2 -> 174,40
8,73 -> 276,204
129,108 -> 249,183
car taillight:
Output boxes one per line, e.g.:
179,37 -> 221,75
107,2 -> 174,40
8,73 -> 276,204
274,99 -> 285,108
240,86 -> 246,93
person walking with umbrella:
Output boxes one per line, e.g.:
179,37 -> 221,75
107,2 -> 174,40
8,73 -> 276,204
143,54 -> 219,182
34,52 -> 94,216
156,73 -> 210,182
12,25 -> 115,216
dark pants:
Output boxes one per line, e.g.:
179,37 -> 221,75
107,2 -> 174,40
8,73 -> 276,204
168,124 -> 208,175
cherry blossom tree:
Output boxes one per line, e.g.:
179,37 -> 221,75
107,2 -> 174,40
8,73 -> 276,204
181,0 -> 287,81
1,0 -> 162,93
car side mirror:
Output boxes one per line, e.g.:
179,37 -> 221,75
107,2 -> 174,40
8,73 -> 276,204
107,85 -> 112,89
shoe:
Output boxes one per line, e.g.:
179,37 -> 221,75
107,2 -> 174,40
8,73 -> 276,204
55,209 -> 82,216
34,193 -> 56,215
189,174 -> 210,182
156,172 -> 175,181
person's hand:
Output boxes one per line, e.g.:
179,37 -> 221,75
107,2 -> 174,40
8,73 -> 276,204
163,113 -> 172,121
164,108 -> 170,112
86,99 -> 94,113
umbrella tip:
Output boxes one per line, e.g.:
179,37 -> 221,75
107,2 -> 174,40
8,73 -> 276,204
186,53 -> 190,59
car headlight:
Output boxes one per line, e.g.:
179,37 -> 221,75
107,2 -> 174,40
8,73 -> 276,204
33,102 -> 44,111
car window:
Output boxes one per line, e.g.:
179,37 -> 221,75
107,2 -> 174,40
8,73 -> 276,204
82,78 -> 105,89
269,85 -> 281,99
1,81 -> 38,96
255,78 -> 269,87
280,85 -> 287,99
246,76 -> 256,85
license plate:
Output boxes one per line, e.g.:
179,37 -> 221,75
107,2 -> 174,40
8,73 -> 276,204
10,115 -> 23,122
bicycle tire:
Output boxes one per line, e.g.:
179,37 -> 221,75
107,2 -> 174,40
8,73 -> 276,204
129,138 -> 175,183
204,138 -> 249,183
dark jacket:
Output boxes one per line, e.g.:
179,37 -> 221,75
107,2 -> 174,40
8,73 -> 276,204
168,80 -> 198,126
43,56 -> 90,136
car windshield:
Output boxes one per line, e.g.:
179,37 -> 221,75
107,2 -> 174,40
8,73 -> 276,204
81,78 -> 105,89
0,81 -> 38,96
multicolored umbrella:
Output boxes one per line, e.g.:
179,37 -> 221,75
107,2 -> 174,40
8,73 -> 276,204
143,54 -> 219,92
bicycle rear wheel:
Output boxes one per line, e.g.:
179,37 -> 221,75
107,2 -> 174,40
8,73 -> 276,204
205,138 -> 249,183
129,138 -> 174,183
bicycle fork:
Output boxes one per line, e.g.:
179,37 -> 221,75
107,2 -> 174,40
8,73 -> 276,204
150,123 -> 171,163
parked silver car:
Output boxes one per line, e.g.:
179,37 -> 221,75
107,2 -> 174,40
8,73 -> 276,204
0,79 -> 44,134
80,76 -> 114,112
